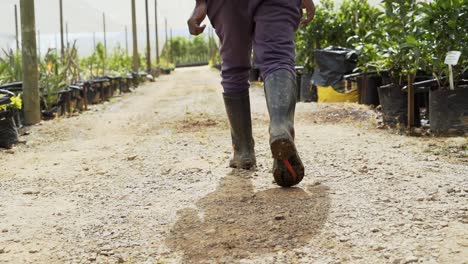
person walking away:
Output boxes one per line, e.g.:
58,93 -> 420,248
188,0 -> 315,187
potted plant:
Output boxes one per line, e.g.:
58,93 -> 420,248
370,0 -> 429,127
295,0 -> 339,102
419,0 -> 468,134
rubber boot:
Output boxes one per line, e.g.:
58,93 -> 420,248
223,91 -> 256,170
264,70 -> 305,187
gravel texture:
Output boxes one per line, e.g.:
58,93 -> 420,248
0,66 -> 467,264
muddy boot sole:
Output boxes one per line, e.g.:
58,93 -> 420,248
273,154 -> 305,187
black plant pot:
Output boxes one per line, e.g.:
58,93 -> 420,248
0,110 -> 19,149
429,87 -> 468,135
300,73 -> 316,102
378,84 -> 408,127
357,75 -> 382,106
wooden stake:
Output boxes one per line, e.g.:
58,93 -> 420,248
407,73 -> 416,130
20,0 -> 41,125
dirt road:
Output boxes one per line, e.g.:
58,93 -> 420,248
0,66 -> 467,264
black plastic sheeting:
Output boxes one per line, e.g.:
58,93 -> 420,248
312,46 -> 358,87
430,88 -> 468,134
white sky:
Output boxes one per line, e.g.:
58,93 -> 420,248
0,0 -> 193,35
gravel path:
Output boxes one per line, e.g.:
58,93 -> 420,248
0,66 -> 467,264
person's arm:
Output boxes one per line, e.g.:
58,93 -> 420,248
301,0 -> 316,26
187,0 -> 207,35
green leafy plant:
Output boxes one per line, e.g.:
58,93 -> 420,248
295,0 -> 339,71
39,42 -> 81,110
107,44 -> 132,75
295,0 -> 382,71
367,0 -> 429,84
0,49 -> 23,84
419,0 -> 467,88
0,95 -> 22,111
160,35 -> 215,67
80,42 -> 106,78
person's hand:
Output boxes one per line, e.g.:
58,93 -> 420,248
187,0 -> 207,35
301,0 -> 315,26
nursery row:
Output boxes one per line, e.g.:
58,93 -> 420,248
290,0 -> 467,134
0,68 -> 172,149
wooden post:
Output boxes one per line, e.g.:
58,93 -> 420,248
59,0 -> 65,58
131,0 -> 139,73
407,73 -> 416,130
155,0 -> 160,65
20,0 -> 41,125
14,5 -> 20,51
145,0 -> 151,72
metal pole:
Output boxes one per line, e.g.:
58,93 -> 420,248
37,30 -> 41,59
131,0 -> 139,72
15,5 -> 20,51
165,18 -> 168,65
145,0 -> 151,72
170,29 -> 173,64
59,0 -> 65,58
103,13 -> 107,74
93,32 -> 96,51
66,22 -> 69,45
125,26 -> 129,56
20,0 -> 41,125
155,0 -> 160,65
103,13 -> 107,56
55,34 -> 58,55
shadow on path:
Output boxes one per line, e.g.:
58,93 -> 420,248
166,171 -> 330,263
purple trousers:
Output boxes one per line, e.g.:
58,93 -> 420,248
207,0 -> 302,94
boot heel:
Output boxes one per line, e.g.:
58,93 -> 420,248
270,137 -> 296,160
